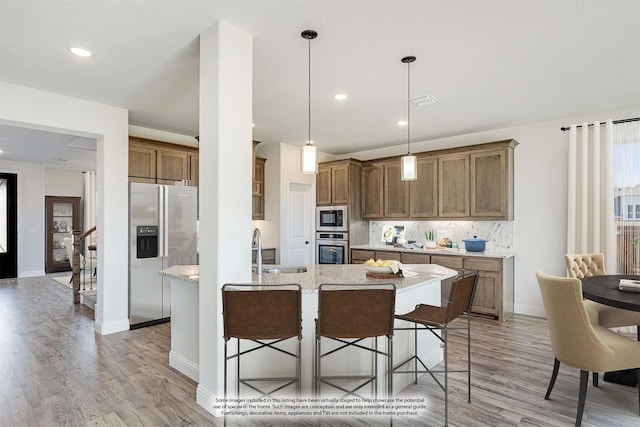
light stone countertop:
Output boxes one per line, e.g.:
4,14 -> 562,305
351,243 -> 516,259
160,263 -> 458,294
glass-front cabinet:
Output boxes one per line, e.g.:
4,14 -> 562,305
45,196 -> 81,273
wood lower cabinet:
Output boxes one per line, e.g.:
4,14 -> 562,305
350,247 -> 514,321
252,248 -> 276,264
45,196 -> 81,273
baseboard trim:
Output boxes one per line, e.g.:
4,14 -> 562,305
19,270 -> 45,278
515,304 -> 546,318
169,351 -> 199,382
196,384 -> 223,417
95,318 -> 130,335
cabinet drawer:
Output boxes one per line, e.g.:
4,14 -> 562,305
464,257 -> 502,272
401,252 -> 431,264
351,249 -> 375,262
431,255 -> 463,270
375,250 -> 401,261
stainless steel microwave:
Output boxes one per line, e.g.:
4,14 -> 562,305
316,205 -> 347,232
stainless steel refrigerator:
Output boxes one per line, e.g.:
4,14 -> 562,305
129,182 -> 198,329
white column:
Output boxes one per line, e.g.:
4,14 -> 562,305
197,21 -> 253,415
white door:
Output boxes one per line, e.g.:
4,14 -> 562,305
287,182 -> 313,265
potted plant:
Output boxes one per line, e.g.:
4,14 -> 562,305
424,230 -> 437,249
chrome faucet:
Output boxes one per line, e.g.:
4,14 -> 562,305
253,227 -> 262,278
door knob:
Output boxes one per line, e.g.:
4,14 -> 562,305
305,241 -> 310,244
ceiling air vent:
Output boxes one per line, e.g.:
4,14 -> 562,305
411,94 -> 439,107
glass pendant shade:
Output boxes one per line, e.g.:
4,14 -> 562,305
301,143 -> 318,174
401,154 -> 417,181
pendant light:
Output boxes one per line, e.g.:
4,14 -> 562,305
401,55 -> 417,181
301,29 -> 318,174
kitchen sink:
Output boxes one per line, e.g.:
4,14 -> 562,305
252,265 -> 308,274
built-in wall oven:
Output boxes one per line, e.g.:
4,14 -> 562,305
316,205 -> 347,232
316,232 -> 349,264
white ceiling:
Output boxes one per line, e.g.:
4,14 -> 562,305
1,0 -> 639,171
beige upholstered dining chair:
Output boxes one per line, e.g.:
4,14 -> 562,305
565,253 -> 640,330
536,269 -> 640,426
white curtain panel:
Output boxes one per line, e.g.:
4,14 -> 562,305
614,121 -> 640,275
83,171 -> 97,254
567,120 -> 616,273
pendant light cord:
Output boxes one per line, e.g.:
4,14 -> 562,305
308,36 -> 311,145
407,60 -> 411,155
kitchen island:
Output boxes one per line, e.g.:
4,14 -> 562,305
161,263 -> 457,395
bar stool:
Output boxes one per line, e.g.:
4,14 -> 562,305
314,283 -> 396,399
392,270 -> 479,426
222,283 -> 302,406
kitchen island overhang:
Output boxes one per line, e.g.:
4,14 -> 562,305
161,263 -> 457,405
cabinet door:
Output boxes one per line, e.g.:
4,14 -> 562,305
331,164 -> 350,205
252,158 -> 266,220
470,149 -> 507,218
410,157 -> 438,218
438,153 -> 469,217
188,152 -> 199,188
351,249 -> 375,264
129,143 -> 157,181
384,163 -> 409,218
45,196 -> 80,273
374,250 -> 401,261
316,166 -> 332,206
362,164 -> 384,218
157,148 -> 189,183
464,257 -> 502,318
401,252 -> 430,264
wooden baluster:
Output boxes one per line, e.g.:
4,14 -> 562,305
72,229 -> 81,304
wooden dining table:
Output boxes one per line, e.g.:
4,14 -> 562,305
581,274 -> 640,387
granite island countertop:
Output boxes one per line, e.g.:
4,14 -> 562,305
351,243 -> 516,259
160,263 -> 458,293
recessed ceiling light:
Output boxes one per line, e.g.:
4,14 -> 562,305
69,46 -> 92,57
334,94 -> 348,101
397,120 -> 408,126
54,158 -> 69,162
252,123 -> 255,127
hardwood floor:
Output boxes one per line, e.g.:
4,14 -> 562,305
1,275 -> 638,426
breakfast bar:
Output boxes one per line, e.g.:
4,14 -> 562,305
161,263 -> 458,395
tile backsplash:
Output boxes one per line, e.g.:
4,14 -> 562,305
369,221 -> 514,251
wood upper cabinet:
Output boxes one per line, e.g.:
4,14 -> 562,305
252,157 -> 266,220
410,157 -> 438,218
129,142 -> 157,182
156,148 -> 189,184
128,137 -> 199,186
188,152 -> 199,188
361,162 -> 384,219
438,153 -> 470,217
316,162 -> 352,206
316,159 -> 361,210
384,162 -> 409,217
470,147 -> 513,219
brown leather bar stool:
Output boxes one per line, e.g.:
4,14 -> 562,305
221,283 -> 302,410
314,283 -> 396,399
392,270 -> 479,427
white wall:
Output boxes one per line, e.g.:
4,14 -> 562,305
0,82 -> 130,335
0,160 -> 45,277
340,106 -> 640,318
44,168 -> 84,197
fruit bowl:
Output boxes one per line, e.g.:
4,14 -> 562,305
362,260 -> 400,274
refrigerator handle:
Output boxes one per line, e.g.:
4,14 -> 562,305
163,185 -> 170,257
158,185 -> 166,258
